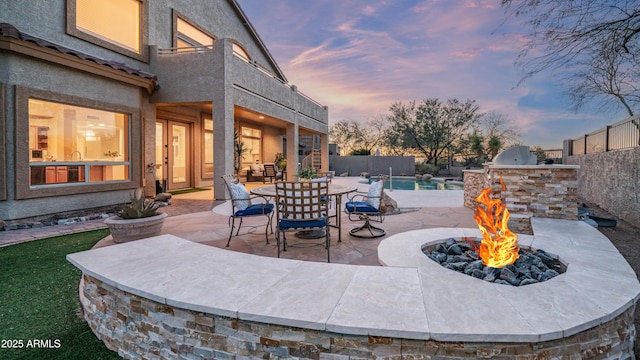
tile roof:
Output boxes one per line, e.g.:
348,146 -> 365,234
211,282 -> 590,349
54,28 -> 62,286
0,23 -> 157,85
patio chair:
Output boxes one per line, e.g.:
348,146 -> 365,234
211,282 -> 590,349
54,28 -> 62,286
221,175 -> 274,247
262,163 -> 277,183
275,181 -> 331,262
247,164 -> 264,182
310,174 -> 332,208
344,177 -> 386,238
345,176 -> 386,223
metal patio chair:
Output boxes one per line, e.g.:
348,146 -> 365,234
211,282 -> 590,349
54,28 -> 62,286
221,175 -> 274,247
262,163 -> 277,183
344,176 -> 387,238
274,181 -> 331,262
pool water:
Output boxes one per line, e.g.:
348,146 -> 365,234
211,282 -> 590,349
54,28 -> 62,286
362,177 -> 463,190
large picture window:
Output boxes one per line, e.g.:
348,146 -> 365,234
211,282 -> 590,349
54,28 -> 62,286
67,0 -> 148,61
28,99 -> 130,186
240,124 -> 262,167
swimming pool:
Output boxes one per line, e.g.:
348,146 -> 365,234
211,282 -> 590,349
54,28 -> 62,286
361,177 -> 463,190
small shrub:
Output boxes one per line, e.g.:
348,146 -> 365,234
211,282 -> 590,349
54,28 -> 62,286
416,161 -> 438,175
351,148 -> 371,156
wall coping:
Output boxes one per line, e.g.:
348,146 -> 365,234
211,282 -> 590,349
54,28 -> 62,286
67,219 -> 639,343
487,164 -> 580,170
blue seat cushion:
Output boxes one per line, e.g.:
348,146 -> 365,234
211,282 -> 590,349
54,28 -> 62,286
279,218 -> 327,230
235,203 -> 274,216
345,201 -> 379,213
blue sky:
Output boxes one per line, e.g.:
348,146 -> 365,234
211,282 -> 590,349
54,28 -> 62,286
236,0 -> 627,149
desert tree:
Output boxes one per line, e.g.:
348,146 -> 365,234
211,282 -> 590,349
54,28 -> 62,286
478,110 -> 521,158
386,98 -> 481,167
328,119 -> 361,156
457,131 -> 486,166
328,117 -> 388,156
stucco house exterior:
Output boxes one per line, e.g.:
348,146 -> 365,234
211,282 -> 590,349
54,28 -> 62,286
0,0 -> 329,221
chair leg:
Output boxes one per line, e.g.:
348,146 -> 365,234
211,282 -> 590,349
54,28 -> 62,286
235,218 -> 244,236
226,216 -> 235,247
325,227 -> 331,263
282,233 -> 288,251
276,230 -> 281,258
264,213 -> 271,244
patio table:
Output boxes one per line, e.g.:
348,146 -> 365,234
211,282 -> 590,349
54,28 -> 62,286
251,183 -> 357,243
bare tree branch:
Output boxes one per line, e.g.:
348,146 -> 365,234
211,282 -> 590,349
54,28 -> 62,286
502,0 -> 640,115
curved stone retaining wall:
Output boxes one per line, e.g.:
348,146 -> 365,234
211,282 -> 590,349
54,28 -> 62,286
68,224 -> 639,359
80,274 -> 636,359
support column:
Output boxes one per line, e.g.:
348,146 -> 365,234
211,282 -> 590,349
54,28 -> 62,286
285,123 -> 298,178
213,39 -> 235,200
320,133 -> 328,172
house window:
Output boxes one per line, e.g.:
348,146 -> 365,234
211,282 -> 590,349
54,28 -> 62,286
28,99 -> 130,186
240,125 -> 262,166
176,17 -> 213,51
232,43 -> 251,60
174,11 -> 214,52
203,116 -> 214,179
67,0 -> 148,61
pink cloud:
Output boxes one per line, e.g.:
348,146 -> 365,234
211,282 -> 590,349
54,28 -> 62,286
452,51 -> 479,59
362,5 -> 376,15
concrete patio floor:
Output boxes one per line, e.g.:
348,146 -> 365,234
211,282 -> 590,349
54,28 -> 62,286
92,177 -> 477,265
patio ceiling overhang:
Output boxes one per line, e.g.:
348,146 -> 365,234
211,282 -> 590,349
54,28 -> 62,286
234,106 -> 325,136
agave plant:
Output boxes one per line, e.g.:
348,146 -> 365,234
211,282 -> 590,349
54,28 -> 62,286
118,188 -> 160,219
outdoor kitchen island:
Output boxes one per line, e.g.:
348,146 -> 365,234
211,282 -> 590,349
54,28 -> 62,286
68,218 -> 639,359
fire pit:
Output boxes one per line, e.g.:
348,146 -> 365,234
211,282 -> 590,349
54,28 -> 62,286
423,237 -> 565,286
426,178 -> 566,286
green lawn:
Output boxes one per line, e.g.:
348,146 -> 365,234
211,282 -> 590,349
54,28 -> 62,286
0,229 -> 120,360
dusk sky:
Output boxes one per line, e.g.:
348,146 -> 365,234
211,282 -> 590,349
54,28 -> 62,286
236,0 -> 628,149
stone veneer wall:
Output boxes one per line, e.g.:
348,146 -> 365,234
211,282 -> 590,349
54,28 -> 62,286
462,169 -> 486,209
80,274 -> 636,359
463,165 -> 579,235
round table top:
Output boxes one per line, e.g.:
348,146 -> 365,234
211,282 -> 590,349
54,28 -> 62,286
250,183 -> 357,196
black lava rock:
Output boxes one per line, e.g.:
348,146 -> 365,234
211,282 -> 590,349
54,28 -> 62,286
425,238 -> 564,287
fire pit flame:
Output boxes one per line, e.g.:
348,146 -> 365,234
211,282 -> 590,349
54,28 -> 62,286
474,177 -> 519,268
